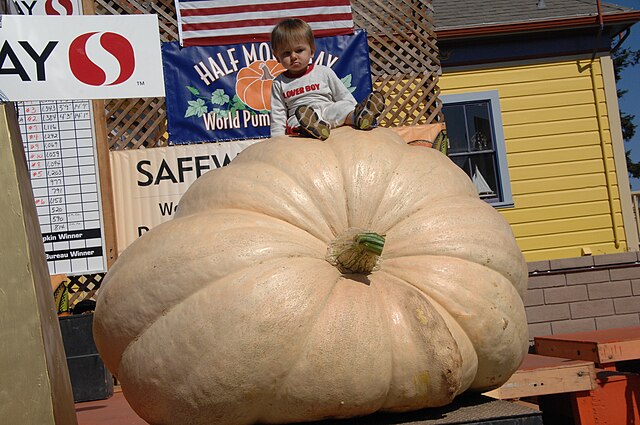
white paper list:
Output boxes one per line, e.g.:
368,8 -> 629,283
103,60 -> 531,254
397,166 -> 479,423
17,100 -> 107,275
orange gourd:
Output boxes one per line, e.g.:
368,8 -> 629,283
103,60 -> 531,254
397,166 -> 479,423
235,59 -> 285,111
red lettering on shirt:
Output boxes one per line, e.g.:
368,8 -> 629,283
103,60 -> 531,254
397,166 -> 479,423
282,83 -> 321,99
305,83 -> 320,92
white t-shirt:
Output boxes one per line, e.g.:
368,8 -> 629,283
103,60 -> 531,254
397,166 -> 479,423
270,64 -> 357,136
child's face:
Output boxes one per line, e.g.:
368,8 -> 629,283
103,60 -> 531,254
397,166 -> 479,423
275,40 -> 314,75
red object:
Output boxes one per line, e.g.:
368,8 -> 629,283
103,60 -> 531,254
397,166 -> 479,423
534,327 -> 640,424
540,370 -> 640,425
176,0 -> 354,46
535,326 -> 640,370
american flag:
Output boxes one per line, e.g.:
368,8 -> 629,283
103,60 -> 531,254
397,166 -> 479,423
175,0 -> 354,47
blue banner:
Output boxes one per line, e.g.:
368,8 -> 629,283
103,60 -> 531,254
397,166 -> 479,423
162,30 -> 372,144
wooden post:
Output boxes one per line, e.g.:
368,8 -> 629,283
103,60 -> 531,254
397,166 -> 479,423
0,103 -> 78,424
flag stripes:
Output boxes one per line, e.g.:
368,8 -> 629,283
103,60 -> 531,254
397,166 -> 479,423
176,0 -> 354,46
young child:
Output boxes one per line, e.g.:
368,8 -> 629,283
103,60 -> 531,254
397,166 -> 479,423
269,18 -> 385,140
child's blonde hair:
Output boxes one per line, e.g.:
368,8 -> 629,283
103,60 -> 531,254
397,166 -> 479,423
270,18 -> 315,54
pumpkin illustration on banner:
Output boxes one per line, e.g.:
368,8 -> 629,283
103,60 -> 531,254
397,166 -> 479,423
235,59 -> 286,111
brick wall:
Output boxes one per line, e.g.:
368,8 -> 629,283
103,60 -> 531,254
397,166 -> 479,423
525,252 -> 640,340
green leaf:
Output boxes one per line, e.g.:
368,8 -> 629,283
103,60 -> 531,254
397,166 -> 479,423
212,108 -> 228,118
185,98 -> 208,118
211,89 -> 230,106
229,94 -> 248,113
186,86 -> 200,96
341,74 -> 357,94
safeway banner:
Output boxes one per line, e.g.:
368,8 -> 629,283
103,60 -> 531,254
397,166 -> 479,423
9,0 -> 81,15
0,15 -> 165,101
162,29 -> 372,144
110,139 -> 259,254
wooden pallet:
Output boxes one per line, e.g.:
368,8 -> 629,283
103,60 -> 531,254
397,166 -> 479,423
534,326 -> 640,370
483,354 -> 597,400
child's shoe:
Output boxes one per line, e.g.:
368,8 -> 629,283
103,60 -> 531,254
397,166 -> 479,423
354,91 -> 385,130
296,106 -> 330,140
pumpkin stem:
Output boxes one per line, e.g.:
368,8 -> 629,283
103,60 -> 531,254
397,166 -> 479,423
326,228 -> 385,274
260,63 -> 274,80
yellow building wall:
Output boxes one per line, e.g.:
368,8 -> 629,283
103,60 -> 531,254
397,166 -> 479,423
439,57 -> 628,261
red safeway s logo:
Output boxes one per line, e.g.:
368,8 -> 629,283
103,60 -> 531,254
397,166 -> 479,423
45,0 -> 74,15
68,32 -> 135,86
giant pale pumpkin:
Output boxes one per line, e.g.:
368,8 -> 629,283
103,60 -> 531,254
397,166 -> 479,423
94,127 -> 528,425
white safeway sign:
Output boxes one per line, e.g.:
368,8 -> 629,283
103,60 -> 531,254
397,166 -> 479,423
0,14 -> 165,101
110,139 -> 261,255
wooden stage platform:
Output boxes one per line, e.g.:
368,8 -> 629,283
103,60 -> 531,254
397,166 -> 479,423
75,389 -> 542,425
75,390 -> 147,425
76,326 -> 640,425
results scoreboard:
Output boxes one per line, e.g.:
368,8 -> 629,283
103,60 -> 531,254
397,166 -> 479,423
17,100 -> 107,275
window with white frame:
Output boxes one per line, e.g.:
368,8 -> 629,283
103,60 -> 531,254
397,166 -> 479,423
440,91 -> 514,208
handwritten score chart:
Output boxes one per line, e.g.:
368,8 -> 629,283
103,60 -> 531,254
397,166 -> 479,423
17,100 -> 107,275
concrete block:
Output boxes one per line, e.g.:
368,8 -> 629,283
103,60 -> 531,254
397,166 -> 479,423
527,273 -> 567,289
570,299 -> 615,319
613,296 -> 640,314
524,289 -> 544,307
587,281 -> 632,300
551,318 -> 596,335
528,322 -> 552,340
549,256 -> 594,270
544,285 -> 588,304
593,252 -> 639,266
596,314 -> 640,330
609,266 -> 640,281
566,270 -> 610,285
528,260 -> 550,274
526,304 -> 570,324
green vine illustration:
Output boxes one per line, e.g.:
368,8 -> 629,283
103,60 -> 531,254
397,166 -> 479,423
184,87 -> 250,118
341,74 -> 357,94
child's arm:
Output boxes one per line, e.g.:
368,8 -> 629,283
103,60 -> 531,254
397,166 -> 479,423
270,80 -> 288,137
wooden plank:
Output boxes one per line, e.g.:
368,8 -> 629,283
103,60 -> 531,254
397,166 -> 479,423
511,215 -> 612,238
503,104 -> 598,127
522,242 -> 623,262
535,327 -> 640,366
483,354 -> 596,399
507,131 -> 601,153
513,186 -> 609,209
504,117 -> 599,140
501,200 -> 613,224
501,90 -> 596,112
516,228 -> 614,252
508,145 -> 603,167
510,173 -> 605,194
92,100 -> 118,268
439,62 -> 594,88
509,158 -> 616,181
441,76 -> 597,99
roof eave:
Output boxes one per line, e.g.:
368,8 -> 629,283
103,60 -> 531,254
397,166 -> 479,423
435,11 -> 640,40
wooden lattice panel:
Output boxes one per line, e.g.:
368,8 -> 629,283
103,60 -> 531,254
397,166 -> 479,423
352,0 -> 442,125
94,0 -> 176,149
66,273 -> 105,306
105,97 -> 168,150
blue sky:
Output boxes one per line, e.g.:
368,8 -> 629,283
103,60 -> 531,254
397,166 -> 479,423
611,0 -> 640,190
